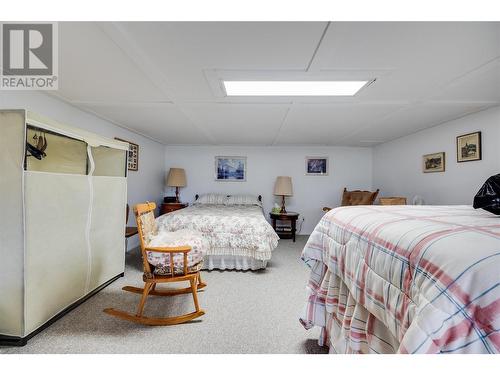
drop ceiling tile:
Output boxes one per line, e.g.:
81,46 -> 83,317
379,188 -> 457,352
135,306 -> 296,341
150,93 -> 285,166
346,103 -> 494,144
431,61 -> 500,103
119,22 -> 327,100
80,103 -> 208,144
275,103 -> 403,145
313,22 -> 500,101
180,103 -> 289,144
57,22 -> 169,103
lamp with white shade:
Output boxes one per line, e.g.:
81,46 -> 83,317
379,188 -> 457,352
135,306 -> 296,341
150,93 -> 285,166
274,176 -> 293,214
166,168 -> 186,203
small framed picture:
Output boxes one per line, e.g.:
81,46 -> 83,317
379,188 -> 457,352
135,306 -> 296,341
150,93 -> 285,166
115,137 -> 139,171
457,131 -> 482,162
423,152 -> 445,173
306,157 -> 328,176
215,156 -> 246,181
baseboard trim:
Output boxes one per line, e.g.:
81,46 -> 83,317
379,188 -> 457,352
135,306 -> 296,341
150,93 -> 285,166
0,272 -> 124,347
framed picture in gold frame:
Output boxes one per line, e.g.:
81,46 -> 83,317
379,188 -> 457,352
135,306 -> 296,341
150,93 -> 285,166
423,152 -> 445,173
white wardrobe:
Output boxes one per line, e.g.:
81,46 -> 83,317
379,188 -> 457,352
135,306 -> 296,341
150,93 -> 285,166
0,109 -> 128,345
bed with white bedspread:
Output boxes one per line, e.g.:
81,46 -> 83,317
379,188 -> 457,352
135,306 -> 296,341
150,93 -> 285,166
156,194 -> 279,270
300,205 -> 500,354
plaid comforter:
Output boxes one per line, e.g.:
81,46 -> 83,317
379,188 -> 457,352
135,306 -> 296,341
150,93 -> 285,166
300,205 -> 500,354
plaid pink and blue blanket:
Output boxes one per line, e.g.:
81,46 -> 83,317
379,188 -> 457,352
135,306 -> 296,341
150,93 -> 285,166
300,205 -> 500,354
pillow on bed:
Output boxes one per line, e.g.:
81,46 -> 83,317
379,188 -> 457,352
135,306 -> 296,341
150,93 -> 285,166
225,194 -> 261,206
195,193 -> 227,205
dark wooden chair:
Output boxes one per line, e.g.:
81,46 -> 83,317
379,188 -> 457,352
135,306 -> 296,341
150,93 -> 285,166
104,202 -> 206,325
125,204 -> 138,240
323,188 -> 380,212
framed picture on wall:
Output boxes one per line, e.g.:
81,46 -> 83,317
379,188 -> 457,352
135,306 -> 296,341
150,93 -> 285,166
457,131 -> 482,162
215,156 -> 246,181
115,137 -> 139,171
305,156 -> 328,176
422,152 -> 445,173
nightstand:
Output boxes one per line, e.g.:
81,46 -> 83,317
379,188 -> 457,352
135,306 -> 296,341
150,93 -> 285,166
270,211 -> 299,242
160,202 -> 188,215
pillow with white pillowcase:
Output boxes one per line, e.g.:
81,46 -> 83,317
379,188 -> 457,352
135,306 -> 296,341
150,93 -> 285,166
195,193 -> 227,205
225,194 -> 261,206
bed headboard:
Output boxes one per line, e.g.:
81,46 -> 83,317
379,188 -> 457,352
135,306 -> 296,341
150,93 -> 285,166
194,194 -> 262,202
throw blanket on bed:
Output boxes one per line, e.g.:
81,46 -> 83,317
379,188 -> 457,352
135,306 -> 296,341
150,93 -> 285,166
300,205 -> 500,354
156,204 -> 279,261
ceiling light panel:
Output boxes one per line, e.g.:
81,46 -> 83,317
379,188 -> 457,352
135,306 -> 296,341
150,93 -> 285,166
223,80 -> 369,96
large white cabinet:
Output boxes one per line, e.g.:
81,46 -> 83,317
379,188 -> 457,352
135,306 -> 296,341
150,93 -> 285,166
0,110 -> 128,345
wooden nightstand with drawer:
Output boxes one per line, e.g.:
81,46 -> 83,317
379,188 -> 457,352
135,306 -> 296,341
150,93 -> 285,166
270,211 -> 299,242
160,202 -> 188,215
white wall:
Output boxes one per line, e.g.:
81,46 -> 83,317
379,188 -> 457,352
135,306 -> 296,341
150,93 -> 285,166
164,145 -> 373,234
373,106 -> 500,205
0,91 -> 166,249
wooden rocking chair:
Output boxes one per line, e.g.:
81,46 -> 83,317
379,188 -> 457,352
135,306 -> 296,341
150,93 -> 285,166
104,202 -> 206,325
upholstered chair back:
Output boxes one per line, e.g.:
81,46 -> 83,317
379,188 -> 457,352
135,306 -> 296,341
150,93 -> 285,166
137,210 -> 158,245
341,188 -> 380,206
134,202 -> 158,246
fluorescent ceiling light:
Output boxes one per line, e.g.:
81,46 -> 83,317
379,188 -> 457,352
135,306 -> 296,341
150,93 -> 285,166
223,80 -> 369,96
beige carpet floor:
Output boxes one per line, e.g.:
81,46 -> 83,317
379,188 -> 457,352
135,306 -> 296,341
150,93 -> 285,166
1,235 -> 327,354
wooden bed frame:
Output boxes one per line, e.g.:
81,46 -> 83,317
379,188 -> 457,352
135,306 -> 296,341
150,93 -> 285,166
195,194 -> 262,202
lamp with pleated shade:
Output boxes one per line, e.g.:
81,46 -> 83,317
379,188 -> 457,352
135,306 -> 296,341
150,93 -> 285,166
166,168 -> 186,203
274,176 -> 293,213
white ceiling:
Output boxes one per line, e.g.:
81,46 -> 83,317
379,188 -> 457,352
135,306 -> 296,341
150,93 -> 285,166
52,22 -> 500,146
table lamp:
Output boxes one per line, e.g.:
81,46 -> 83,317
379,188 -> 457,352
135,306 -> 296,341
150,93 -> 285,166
274,176 -> 293,213
166,168 -> 186,203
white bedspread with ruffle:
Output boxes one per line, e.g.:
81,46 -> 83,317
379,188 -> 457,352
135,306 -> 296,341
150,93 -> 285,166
156,204 -> 279,261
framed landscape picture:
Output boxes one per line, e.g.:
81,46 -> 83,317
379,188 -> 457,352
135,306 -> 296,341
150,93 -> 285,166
215,156 -> 246,181
423,152 -> 445,173
305,157 -> 328,176
115,137 -> 139,171
457,131 -> 482,162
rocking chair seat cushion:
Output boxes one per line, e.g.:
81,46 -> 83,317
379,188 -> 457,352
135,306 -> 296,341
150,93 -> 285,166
147,229 -> 208,275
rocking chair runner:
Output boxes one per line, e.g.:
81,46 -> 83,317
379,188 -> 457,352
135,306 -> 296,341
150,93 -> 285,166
104,202 -> 206,325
